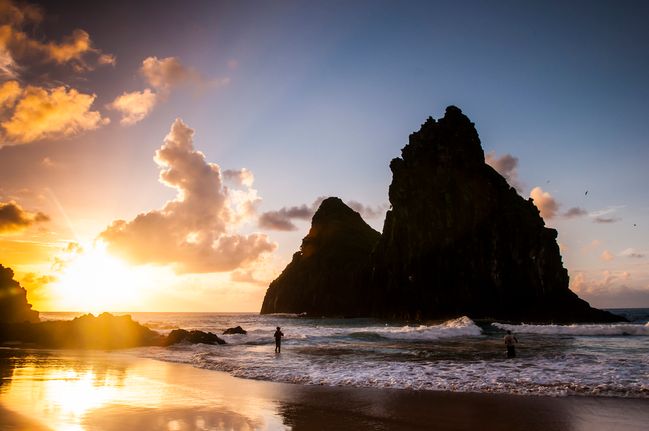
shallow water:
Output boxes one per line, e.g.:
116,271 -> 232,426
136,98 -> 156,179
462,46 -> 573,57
41,309 -> 649,398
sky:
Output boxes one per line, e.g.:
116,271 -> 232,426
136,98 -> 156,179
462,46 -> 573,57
0,0 -> 648,312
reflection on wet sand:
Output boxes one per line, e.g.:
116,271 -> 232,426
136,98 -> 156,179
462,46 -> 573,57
0,349 -> 285,430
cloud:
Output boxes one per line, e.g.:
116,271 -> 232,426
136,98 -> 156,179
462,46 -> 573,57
100,119 -> 276,273
140,56 -> 197,92
485,151 -> 522,192
570,270 -> 649,308
347,200 -> 388,219
230,269 -> 268,286
107,56 -> 227,127
529,186 -> 559,220
563,207 -> 588,219
223,168 -> 255,188
589,206 -> 624,224
44,29 -> 92,64
0,200 -> 49,233
140,56 -> 229,93
108,88 -> 157,125
580,239 -> 601,255
19,271 -> 56,297
0,47 -> 16,78
41,156 -> 57,168
0,1 -> 113,76
259,196 -> 385,231
0,0 -> 42,26
1,83 -> 108,145
98,53 -> 116,66
600,250 -> 614,262
594,216 -> 620,224
0,79 -> 20,106
621,248 -> 645,259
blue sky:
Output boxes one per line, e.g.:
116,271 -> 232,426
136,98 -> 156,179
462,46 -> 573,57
1,0 -> 647,310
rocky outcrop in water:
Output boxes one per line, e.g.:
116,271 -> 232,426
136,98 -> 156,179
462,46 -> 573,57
260,197 -> 380,316
260,107 -> 622,323
164,329 -> 226,345
369,106 -> 619,322
0,264 -> 39,324
223,325 -> 247,335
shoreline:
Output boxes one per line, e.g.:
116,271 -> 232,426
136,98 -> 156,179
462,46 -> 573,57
1,348 -> 649,430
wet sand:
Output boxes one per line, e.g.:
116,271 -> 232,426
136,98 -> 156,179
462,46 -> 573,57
1,348 -> 648,430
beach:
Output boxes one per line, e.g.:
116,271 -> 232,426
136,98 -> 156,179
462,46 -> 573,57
2,348 -> 649,431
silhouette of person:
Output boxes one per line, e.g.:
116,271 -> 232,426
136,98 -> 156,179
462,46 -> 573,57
274,326 -> 284,353
504,330 -> 518,358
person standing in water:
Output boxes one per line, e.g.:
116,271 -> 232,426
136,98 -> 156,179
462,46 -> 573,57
504,330 -> 518,358
274,326 -> 284,353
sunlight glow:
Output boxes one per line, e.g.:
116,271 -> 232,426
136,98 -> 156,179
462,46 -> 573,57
50,241 -> 146,312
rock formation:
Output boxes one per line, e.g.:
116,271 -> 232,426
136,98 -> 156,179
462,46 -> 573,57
261,107 -> 622,323
369,106 -> 618,322
0,313 -> 162,349
164,329 -> 226,345
223,325 -> 247,335
260,197 -> 380,316
0,264 -> 39,324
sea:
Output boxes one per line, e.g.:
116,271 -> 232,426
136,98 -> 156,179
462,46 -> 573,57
40,309 -> 649,398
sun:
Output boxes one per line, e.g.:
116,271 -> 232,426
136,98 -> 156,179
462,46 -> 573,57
50,241 -> 144,313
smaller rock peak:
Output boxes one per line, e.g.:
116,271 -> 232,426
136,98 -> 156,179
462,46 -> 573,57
440,105 -> 473,127
312,197 -> 358,225
444,105 -> 463,117
402,105 -> 483,169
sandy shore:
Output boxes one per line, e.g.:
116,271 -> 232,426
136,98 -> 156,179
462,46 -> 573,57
1,348 -> 648,431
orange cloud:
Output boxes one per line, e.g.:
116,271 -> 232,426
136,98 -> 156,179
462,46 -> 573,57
0,0 -> 42,25
0,200 -> 48,233
45,29 -> 92,64
0,79 -> 20,106
530,186 -> 559,220
100,119 -> 276,273
108,88 -> 157,125
0,1 -> 113,76
600,250 -> 614,262
1,84 -> 108,145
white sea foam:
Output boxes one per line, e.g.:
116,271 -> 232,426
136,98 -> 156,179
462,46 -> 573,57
492,322 -> 649,336
119,311 -> 649,398
134,342 -> 649,398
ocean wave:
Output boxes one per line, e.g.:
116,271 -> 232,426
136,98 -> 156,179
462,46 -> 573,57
146,348 -> 649,399
492,322 -> 649,336
355,316 -> 482,341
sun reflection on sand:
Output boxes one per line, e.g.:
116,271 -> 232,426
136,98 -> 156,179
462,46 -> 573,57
0,351 -> 285,431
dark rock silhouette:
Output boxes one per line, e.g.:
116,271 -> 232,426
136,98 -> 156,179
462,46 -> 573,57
164,329 -> 226,346
260,107 -> 622,323
261,197 -> 380,316
223,325 -> 247,335
0,264 -> 39,324
0,312 -> 162,349
0,312 -> 229,349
